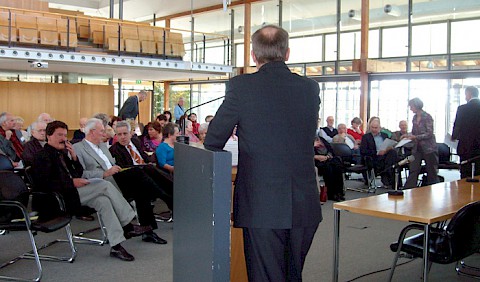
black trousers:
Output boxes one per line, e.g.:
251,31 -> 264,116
242,225 -> 318,282
315,158 -> 344,199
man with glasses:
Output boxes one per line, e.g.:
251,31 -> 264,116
22,121 -> 47,167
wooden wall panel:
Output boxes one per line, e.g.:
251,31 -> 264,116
127,90 -> 152,125
45,83 -> 81,128
7,81 -> 47,126
80,84 -> 114,126
0,81 -> 9,112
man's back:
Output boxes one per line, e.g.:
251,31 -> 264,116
205,61 -> 321,229
453,99 -> 480,156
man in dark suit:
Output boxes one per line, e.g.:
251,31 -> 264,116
360,119 -> 398,187
21,121 -> 46,167
452,86 -> 480,178
109,120 -> 173,212
204,25 -> 322,281
32,121 -> 151,261
118,90 -> 147,120
73,118 -> 167,244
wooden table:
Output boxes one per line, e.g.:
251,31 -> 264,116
332,179 -> 480,282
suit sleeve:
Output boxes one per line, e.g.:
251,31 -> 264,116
360,134 -> 376,157
452,106 -> 463,140
204,81 -> 240,150
73,146 -> 105,179
119,96 -> 136,118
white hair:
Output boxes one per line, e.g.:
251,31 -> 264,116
84,118 -> 103,134
198,122 -> 209,134
115,120 -> 131,132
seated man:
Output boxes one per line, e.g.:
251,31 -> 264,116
72,117 -> 87,143
318,116 -> 337,143
32,121 -> 151,261
360,119 -> 398,187
391,120 -> 408,142
109,121 -> 173,213
0,112 -> 25,165
21,121 -> 47,167
73,118 -> 166,244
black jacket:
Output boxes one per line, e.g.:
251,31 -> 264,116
452,98 -> 480,158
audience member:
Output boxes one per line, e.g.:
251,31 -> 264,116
205,115 -> 214,123
163,110 -> 172,123
391,120 -> 408,142
0,112 -> 24,163
156,123 -> 179,174
14,116 -> 29,142
21,121 -> 46,167
185,120 -> 200,143
198,123 -> 209,144
73,118 -> 166,245
333,123 -> 360,164
142,122 -> 163,153
360,119 -> 397,188
318,116 -> 338,143
314,137 -> 345,201
33,120 -> 151,261
403,98 -> 439,188
367,116 -> 392,137
109,121 -> 173,220
72,117 -> 88,142
188,113 -> 200,135
347,117 -> 364,143
452,86 -> 480,178
156,114 -> 168,126
174,97 -> 185,123
118,90 -> 147,120
37,112 -> 54,124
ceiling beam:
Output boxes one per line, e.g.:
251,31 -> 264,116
147,0 -> 264,23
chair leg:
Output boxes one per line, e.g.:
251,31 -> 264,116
73,213 -> 108,245
456,260 -> 480,279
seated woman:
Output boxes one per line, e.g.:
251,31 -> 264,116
197,123 -> 209,144
314,137 -> 345,202
185,120 -> 200,143
156,123 -> 179,174
347,117 -> 364,144
142,122 -> 163,153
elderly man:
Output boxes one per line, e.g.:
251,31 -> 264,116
173,97 -> 185,123
391,120 -> 408,142
72,117 -> 88,142
37,113 -> 53,124
21,121 -> 47,167
73,118 -> 166,244
118,90 -> 147,120
109,121 -> 173,215
319,116 -> 338,143
360,119 -> 398,188
33,120 -> 151,261
0,112 -> 24,163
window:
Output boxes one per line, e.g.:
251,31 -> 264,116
382,27 -> 408,57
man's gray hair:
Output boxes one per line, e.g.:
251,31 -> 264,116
198,122 -> 209,134
84,118 -> 103,134
92,113 -> 110,127
252,24 -> 289,64
139,90 -> 147,97
115,120 -> 131,132
466,86 -> 479,98
0,112 -> 7,125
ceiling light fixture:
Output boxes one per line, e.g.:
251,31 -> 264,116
348,9 -> 361,21
384,4 -> 401,17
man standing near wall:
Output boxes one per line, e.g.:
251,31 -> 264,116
118,90 -> 147,120
452,86 -> 480,178
205,25 -> 322,281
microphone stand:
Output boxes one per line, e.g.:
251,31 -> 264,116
388,165 -> 404,196
467,162 -> 479,183
177,96 -> 226,144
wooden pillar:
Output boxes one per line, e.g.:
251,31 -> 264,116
243,1 -> 252,71
359,0 -> 369,131
165,19 -> 171,30
164,81 -> 171,111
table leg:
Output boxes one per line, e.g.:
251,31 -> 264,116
423,224 -> 430,281
333,209 -> 340,282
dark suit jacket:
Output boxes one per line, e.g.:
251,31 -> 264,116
452,98 -> 480,158
118,95 -> 139,120
360,132 -> 389,159
32,143 -> 82,217
204,61 -> 322,229
109,138 -> 149,167
22,137 -> 44,167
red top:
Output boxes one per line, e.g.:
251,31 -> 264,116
347,128 -> 364,141
192,121 -> 200,135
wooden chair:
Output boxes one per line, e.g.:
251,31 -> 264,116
37,16 -> 58,46
0,11 -> 16,42
57,18 -> 77,48
16,14 -> 38,44
122,25 -> 140,53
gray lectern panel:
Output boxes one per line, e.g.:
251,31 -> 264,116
173,142 -> 232,282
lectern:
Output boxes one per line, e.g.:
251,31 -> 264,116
173,142 -> 232,282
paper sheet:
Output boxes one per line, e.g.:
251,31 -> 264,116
395,139 -> 412,148
378,138 -> 397,153
444,133 -> 458,150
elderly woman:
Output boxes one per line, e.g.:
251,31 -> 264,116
314,137 -> 345,201
347,117 -> 364,143
403,97 -> 439,188
198,122 -> 209,144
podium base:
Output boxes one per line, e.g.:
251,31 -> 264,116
388,190 -> 404,196
466,178 -> 479,183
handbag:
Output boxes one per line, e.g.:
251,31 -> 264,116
320,185 -> 327,203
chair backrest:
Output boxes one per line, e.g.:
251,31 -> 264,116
0,170 -> 29,202
0,154 -> 14,170
444,201 -> 480,262
437,143 -> 451,164
331,143 -> 352,158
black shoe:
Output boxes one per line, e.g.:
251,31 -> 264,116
110,245 -> 135,261
124,225 -> 153,239
142,232 -> 167,244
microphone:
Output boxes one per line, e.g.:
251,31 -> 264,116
460,154 -> 480,165
392,155 -> 415,168
177,95 -> 226,143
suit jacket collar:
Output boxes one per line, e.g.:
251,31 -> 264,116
80,139 -> 114,170
258,61 -> 289,72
